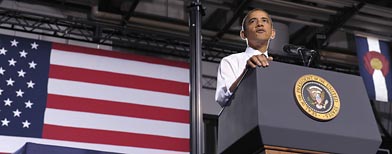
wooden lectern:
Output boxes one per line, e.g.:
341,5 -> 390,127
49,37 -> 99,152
218,61 -> 381,154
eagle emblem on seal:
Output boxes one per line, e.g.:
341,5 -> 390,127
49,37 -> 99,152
306,86 -> 329,110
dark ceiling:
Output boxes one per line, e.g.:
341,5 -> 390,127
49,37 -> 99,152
2,0 -> 392,74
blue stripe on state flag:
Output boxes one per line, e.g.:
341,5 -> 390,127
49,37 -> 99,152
379,40 -> 392,101
355,36 -> 392,102
0,34 -> 51,137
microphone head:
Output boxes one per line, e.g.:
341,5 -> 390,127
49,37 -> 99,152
283,44 -> 291,53
282,44 -> 312,56
283,44 -> 301,54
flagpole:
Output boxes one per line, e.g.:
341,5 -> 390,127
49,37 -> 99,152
189,0 -> 204,154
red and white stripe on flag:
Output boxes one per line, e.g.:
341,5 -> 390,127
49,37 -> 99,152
0,43 -> 190,154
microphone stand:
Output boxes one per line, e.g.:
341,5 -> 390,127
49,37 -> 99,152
297,47 -> 307,66
298,47 -> 318,67
306,50 -> 318,67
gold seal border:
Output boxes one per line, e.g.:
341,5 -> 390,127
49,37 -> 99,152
294,74 -> 340,121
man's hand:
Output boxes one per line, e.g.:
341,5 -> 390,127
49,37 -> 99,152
247,54 -> 273,68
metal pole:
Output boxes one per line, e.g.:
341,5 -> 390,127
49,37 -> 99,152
189,1 -> 203,154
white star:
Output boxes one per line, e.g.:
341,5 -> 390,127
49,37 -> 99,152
16,89 -> 24,97
0,67 -> 5,75
27,80 -> 35,88
29,61 -> 37,69
25,100 -> 33,108
17,69 -> 26,77
6,78 -> 15,86
0,47 -> 7,55
22,120 -> 31,128
13,109 -> 22,117
4,98 -> 12,106
31,42 -> 39,49
19,50 -> 28,58
8,58 -> 16,66
1,118 -> 10,126
0,88 -> 3,95
10,39 -> 19,47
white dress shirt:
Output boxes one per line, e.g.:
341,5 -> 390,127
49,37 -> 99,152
215,47 -> 269,107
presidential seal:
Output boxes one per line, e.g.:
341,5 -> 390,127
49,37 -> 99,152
294,74 -> 340,121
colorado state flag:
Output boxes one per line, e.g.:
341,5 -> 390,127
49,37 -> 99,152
356,36 -> 392,102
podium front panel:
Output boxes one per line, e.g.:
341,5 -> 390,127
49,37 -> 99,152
255,62 -> 381,154
218,61 -> 381,154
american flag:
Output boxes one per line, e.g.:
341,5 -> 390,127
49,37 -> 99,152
0,34 -> 190,154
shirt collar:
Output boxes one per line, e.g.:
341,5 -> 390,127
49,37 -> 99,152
245,47 -> 268,57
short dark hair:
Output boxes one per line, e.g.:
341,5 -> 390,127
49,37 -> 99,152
241,8 -> 273,31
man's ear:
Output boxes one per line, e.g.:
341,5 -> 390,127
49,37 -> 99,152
240,30 -> 247,40
270,29 -> 276,39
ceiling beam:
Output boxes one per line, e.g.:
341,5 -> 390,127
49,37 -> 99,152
202,8 -> 229,31
213,0 -> 252,41
122,0 -> 140,25
291,2 -> 365,49
321,2 -> 365,45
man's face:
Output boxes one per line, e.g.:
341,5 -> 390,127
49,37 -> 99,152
242,10 -> 275,44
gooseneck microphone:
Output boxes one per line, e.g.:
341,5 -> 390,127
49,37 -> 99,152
283,44 -> 317,57
283,44 -> 319,67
